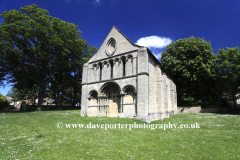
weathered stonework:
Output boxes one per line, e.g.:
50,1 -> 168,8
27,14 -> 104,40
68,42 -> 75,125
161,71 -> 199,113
81,26 -> 177,122
177,106 -> 229,113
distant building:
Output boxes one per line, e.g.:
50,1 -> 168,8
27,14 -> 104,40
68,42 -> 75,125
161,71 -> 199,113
225,92 -> 240,107
5,96 -> 13,104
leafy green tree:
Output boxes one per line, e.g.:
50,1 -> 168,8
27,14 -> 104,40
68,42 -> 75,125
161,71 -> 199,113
0,93 -> 9,105
161,37 -> 217,106
0,4 -> 96,110
48,45 -> 96,108
0,58 -> 7,86
70,45 -> 97,107
216,47 -> 240,107
6,85 -> 38,104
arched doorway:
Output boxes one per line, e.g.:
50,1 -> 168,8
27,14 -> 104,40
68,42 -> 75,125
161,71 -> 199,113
108,88 -> 120,117
88,90 -> 98,116
122,85 -> 137,116
99,82 -> 121,117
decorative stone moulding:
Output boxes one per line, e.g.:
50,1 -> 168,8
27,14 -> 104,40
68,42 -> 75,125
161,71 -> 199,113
106,38 -> 117,56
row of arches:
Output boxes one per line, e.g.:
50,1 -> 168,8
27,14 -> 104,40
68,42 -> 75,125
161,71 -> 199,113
87,82 -> 136,117
88,54 -> 135,83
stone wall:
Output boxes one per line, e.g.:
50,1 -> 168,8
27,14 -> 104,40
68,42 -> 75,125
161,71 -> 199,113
148,55 -> 156,113
178,106 -> 229,113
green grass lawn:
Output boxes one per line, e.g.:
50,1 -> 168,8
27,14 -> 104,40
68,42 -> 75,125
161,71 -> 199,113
0,110 -> 240,159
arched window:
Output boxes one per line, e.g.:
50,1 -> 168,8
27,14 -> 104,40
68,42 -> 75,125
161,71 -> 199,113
99,63 -> 102,81
109,60 -> 113,79
126,55 -> 133,76
122,85 -> 137,115
121,57 -> 126,77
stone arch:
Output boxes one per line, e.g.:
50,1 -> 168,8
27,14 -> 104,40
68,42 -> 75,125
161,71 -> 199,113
113,58 -> 120,63
103,61 -> 108,65
92,64 -> 97,68
99,82 -> 121,117
122,85 -> 136,94
123,85 -> 136,104
88,90 -> 98,97
88,90 -> 98,116
120,56 -> 126,60
126,54 -> 133,60
125,54 -> 133,76
122,85 -> 137,116
99,82 -> 121,96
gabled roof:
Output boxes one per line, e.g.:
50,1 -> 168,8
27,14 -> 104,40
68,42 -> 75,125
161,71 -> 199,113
87,26 -> 142,63
86,26 -> 175,83
112,26 -> 142,48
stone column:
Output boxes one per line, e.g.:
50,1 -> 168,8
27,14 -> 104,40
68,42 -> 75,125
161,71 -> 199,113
136,47 -> 149,121
174,84 -> 178,114
101,97 -> 103,116
81,84 -> 87,116
165,84 -> 169,118
107,62 -> 111,80
170,81 -> 174,116
122,94 -> 125,113
105,97 -> 107,116
102,62 -> 106,81
106,97 -> 109,117
104,97 -> 107,116
119,59 -> 123,78
133,57 -> 136,75
113,59 -> 117,78
160,80 -> 164,119
81,63 -> 88,117
97,97 -> 100,116
125,58 -> 129,76
120,95 -> 123,113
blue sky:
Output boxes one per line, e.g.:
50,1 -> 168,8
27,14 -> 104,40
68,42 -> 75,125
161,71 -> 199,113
0,0 -> 240,95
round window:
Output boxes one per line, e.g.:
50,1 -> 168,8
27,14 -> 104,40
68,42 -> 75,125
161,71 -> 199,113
106,38 -> 117,56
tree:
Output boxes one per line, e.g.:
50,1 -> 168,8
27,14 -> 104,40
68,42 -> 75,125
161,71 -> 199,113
161,37 -> 217,106
0,4 -> 96,110
6,85 -> 38,104
0,93 -> 9,105
48,43 -> 96,108
216,47 -> 240,107
0,57 -> 7,86
69,45 -> 97,107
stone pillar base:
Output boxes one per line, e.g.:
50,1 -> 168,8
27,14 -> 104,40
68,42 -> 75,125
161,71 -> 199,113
164,111 -> 169,118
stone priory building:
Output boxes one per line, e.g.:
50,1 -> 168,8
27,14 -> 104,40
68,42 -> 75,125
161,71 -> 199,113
81,26 -> 177,122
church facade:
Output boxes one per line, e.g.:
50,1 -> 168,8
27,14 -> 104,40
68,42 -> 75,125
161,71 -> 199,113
81,26 -> 177,122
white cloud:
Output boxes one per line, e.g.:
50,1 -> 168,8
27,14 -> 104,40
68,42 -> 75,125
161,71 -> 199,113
136,36 -> 172,60
136,36 -> 172,48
